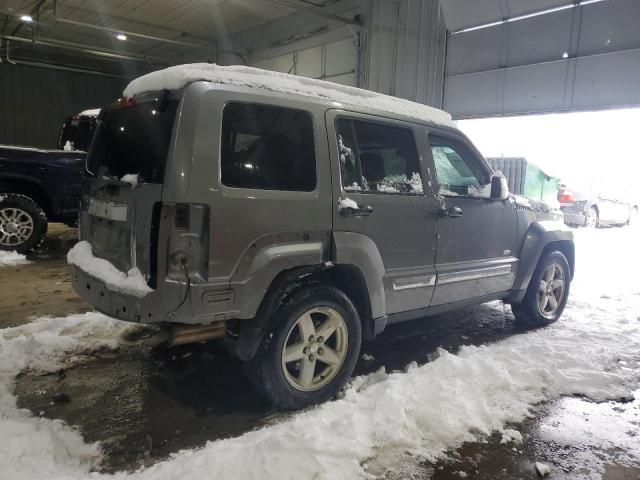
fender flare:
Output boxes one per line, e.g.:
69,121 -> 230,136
234,232 -> 387,361
508,220 -> 574,304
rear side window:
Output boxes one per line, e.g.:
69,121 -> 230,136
87,97 -> 178,183
335,118 -> 423,194
221,103 -> 316,191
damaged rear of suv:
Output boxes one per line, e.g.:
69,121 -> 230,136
71,64 -> 574,409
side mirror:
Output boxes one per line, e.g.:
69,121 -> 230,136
490,174 -> 509,200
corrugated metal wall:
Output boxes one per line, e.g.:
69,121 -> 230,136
222,0 -> 446,107
0,64 -> 126,148
364,0 -> 446,107
443,0 -> 640,118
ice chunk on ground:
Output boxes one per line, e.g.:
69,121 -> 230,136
499,428 -> 523,444
123,64 -> 455,128
535,462 -> 551,476
361,353 -> 375,361
337,197 -> 359,211
0,250 -> 29,267
120,173 -> 139,189
67,241 -> 153,297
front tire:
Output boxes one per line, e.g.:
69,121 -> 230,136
512,251 -> 571,327
0,193 -> 47,254
244,285 -> 362,410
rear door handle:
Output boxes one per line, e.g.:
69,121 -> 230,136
340,205 -> 374,217
438,206 -> 463,218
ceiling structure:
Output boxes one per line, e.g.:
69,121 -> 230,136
0,0 -> 348,76
439,0 -> 640,117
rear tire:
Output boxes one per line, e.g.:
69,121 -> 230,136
244,284 -> 362,410
512,251 -> 571,327
627,207 -> 637,226
584,206 -> 598,228
0,193 -> 47,254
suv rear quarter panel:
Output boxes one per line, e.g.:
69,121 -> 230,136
166,82 -> 333,319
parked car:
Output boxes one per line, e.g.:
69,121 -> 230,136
69,65 -> 574,409
558,185 -> 638,228
0,109 -> 98,253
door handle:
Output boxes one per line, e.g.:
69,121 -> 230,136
340,205 -> 374,217
438,206 -> 463,218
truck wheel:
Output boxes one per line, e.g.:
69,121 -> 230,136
584,207 -> 598,228
244,285 -> 362,410
0,193 -> 48,254
512,251 -> 571,327
627,207 -> 637,226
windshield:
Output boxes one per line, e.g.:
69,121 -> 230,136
87,97 -> 178,183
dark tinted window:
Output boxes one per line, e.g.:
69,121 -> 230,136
336,118 -> 423,194
221,103 -> 316,191
87,97 -> 178,183
57,117 -> 96,151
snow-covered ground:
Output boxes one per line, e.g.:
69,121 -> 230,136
1,227 -> 639,480
0,250 -> 30,267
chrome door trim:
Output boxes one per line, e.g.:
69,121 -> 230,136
392,274 -> 437,291
437,264 -> 513,285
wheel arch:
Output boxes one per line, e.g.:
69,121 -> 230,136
508,220 -> 574,304
234,262 -> 376,361
0,176 -> 53,217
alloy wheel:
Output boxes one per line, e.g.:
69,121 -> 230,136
281,306 -> 349,392
538,263 -> 565,318
0,207 -> 34,247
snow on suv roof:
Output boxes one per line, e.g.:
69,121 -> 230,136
123,63 -> 455,128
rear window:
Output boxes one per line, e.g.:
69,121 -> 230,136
87,97 -> 178,183
57,117 -> 96,151
221,103 -> 316,191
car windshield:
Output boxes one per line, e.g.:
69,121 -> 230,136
87,97 -> 178,183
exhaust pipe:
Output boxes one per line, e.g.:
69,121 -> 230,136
168,322 -> 227,347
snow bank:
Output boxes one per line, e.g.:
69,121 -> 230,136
0,250 -> 30,267
0,313 -> 130,480
1,228 -> 639,480
123,64 -> 455,128
67,241 -> 153,298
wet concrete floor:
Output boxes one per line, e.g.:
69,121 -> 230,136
6,226 -> 640,478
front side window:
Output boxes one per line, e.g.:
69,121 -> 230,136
336,118 -> 423,195
429,135 -> 490,197
221,103 -> 316,191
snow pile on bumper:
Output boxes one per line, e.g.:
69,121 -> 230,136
67,241 -> 153,298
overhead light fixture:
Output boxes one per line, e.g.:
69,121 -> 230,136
20,15 -> 33,22
116,33 -> 127,41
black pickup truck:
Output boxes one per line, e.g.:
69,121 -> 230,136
0,110 -> 98,253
